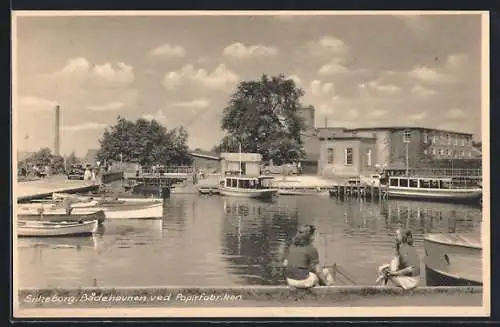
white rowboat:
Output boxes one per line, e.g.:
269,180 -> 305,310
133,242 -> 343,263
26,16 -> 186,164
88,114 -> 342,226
17,219 -> 99,237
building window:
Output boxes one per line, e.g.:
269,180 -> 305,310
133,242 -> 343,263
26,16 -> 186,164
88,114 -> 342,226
447,134 -> 451,145
454,136 -> 458,146
431,148 -> 436,155
446,149 -> 451,156
461,137 -> 465,146
439,148 -> 444,156
431,135 -> 436,144
345,147 -> 353,165
327,148 -> 334,164
423,132 -> 428,144
460,150 -> 465,157
367,149 -> 372,166
403,130 -> 411,143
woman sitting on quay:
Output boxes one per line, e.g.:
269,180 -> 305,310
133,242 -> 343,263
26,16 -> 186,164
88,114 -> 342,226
283,224 -> 334,288
377,228 -> 420,290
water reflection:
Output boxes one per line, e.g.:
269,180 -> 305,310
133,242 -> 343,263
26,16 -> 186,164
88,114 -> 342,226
220,198 -> 298,285
17,195 -> 483,288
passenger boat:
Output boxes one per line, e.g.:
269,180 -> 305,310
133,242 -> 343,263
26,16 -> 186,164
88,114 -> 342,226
386,176 -> 482,203
277,186 -> 330,196
219,175 -> 278,199
17,209 -> 106,224
424,231 -> 482,286
17,219 -> 99,237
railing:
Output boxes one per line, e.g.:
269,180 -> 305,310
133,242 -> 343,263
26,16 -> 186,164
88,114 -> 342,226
387,168 -> 482,178
134,166 -> 194,175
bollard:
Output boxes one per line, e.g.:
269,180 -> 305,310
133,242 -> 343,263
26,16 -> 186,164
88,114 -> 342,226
161,186 -> 171,199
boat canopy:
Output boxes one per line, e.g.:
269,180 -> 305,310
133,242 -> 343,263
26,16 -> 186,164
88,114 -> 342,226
388,176 -> 479,189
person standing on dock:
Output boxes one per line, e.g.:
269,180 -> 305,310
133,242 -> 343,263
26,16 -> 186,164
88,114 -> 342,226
283,224 -> 334,288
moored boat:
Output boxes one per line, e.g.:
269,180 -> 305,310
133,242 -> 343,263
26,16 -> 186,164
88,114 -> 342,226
17,219 -> 99,237
386,176 -> 482,203
277,186 -> 330,196
219,175 -> 278,199
423,231 -> 482,286
17,209 -> 106,224
198,186 -> 220,195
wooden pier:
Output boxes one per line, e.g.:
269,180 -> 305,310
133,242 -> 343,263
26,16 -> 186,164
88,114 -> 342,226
329,184 -> 389,200
16,176 -> 101,203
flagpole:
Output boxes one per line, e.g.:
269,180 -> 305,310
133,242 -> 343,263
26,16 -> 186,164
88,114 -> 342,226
239,142 -> 242,177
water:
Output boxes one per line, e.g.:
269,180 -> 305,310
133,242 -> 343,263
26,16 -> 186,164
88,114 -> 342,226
17,195 -> 482,288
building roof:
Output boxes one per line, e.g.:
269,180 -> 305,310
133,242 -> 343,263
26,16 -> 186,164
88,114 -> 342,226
190,152 -> 221,160
320,135 -> 376,141
344,126 -> 473,136
221,152 -> 262,162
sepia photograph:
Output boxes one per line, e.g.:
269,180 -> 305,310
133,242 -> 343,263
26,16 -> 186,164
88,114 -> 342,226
12,10 -> 490,318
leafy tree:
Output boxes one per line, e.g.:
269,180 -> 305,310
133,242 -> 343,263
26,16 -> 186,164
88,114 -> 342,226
19,147 -> 65,174
217,74 -> 307,165
96,116 -> 193,166
66,152 -> 80,167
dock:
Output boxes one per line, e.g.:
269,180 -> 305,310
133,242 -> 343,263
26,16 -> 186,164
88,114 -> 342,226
16,175 -> 100,203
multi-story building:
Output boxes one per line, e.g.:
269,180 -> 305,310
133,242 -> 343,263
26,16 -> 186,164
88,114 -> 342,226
317,126 -> 476,177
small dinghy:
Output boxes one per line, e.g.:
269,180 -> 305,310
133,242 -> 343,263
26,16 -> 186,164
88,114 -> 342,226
17,219 -> 99,237
17,209 -> 106,225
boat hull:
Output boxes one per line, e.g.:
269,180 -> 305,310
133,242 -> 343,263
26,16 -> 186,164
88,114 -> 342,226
278,188 -> 330,196
102,203 -> 164,219
219,187 -> 278,199
424,233 -> 482,286
17,220 -> 99,237
387,187 -> 482,203
17,210 -> 106,224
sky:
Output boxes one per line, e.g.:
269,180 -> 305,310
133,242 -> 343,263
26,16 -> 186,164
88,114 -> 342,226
13,12 -> 485,157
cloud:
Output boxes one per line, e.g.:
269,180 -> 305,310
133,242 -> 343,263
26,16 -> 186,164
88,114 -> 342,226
87,101 -> 125,111
62,122 -> 107,132
443,108 -> 468,121
410,84 -> 437,98
409,53 -> 467,85
19,96 -> 58,111
53,57 -> 134,87
172,98 -> 211,109
366,109 -> 389,119
409,66 -> 454,84
223,42 -> 278,58
309,80 -> 334,96
163,64 -> 239,90
148,43 -> 186,57
308,36 -> 349,57
359,80 -> 402,95
142,110 -> 167,123
318,60 -> 349,76
445,53 -> 469,70
408,111 -> 428,122
394,15 -> 432,35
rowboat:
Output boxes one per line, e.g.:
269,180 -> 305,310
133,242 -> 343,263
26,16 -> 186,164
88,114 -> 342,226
219,175 -> 278,199
424,231 -> 482,286
17,209 -> 106,224
59,202 -> 164,219
198,186 -> 220,195
386,176 -> 482,203
277,186 -> 330,196
17,219 -> 99,237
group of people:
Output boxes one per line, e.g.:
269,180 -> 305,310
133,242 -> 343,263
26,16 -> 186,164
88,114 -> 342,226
282,224 -> 420,290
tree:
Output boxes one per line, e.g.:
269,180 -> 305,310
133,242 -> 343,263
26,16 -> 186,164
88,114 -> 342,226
20,147 -> 65,174
66,152 -> 80,167
217,74 -> 307,165
96,116 -> 193,166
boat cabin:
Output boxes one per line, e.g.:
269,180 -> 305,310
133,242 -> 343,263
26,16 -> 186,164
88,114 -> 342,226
388,176 -> 479,189
221,176 -> 274,190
